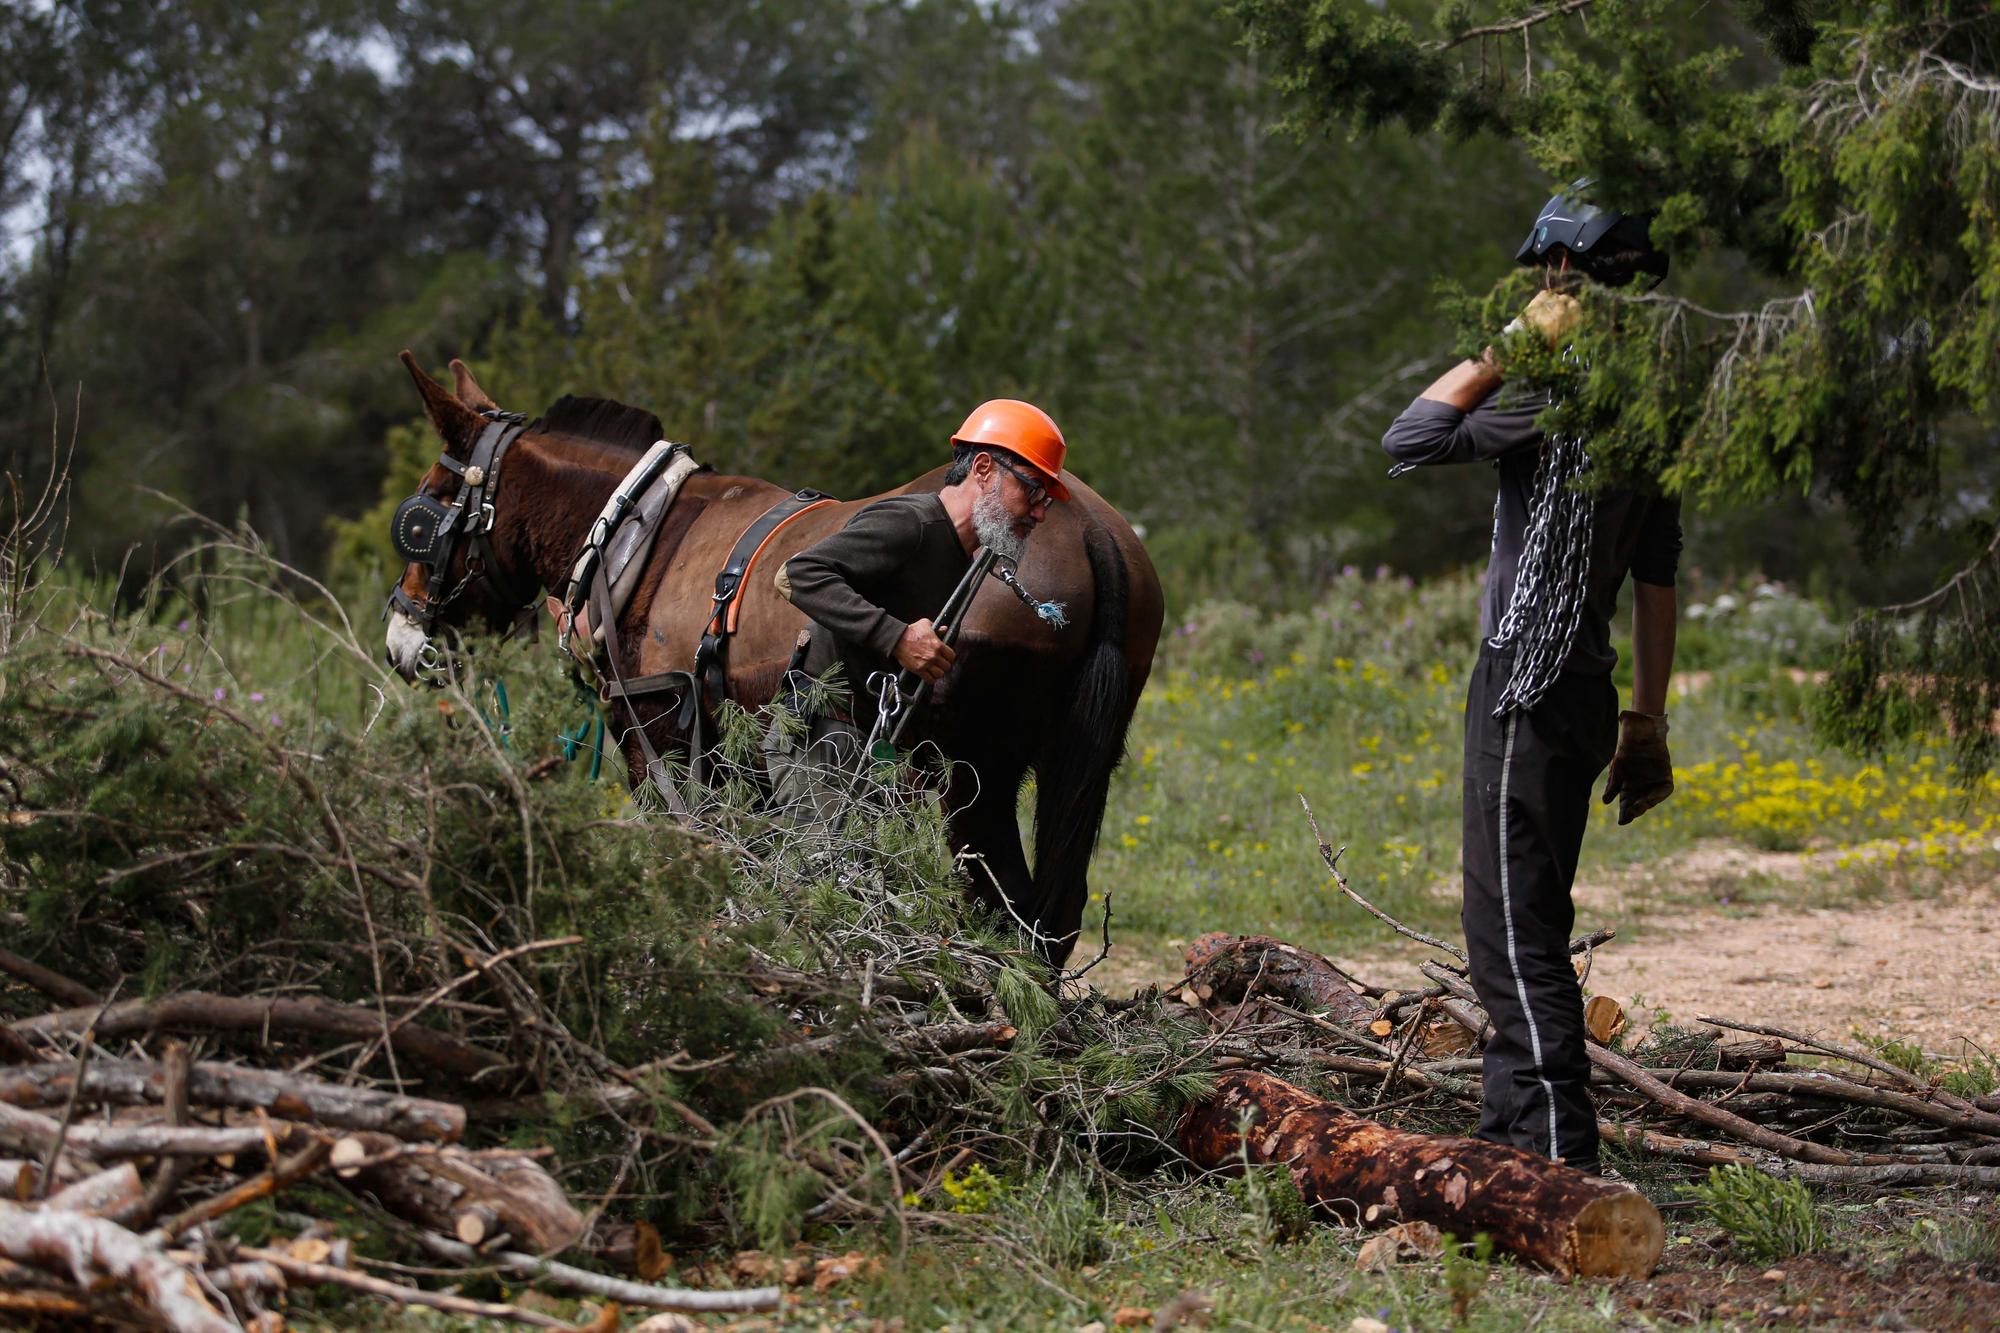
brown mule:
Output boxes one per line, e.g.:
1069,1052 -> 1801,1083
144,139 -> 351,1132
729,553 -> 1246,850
384,353 -> 1164,962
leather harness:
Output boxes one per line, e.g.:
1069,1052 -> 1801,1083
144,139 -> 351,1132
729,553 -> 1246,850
385,410 -> 538,631
390,410 -> 841,813
587,485 -> 833,808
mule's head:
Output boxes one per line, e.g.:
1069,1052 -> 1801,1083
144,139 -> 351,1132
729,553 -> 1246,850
383,352 -> 539,681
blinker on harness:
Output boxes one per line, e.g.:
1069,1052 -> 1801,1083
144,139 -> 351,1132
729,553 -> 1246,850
385,410 -> 539,635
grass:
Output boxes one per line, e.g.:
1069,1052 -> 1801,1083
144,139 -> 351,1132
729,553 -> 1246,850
1080,569 -> 2000,969
19,550 -> 2000,1330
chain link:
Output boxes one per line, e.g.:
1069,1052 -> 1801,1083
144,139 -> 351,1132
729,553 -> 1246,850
1487,373 -> 1596,717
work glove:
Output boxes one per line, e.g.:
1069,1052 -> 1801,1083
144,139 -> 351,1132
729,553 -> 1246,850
1503,289 -> 1582,346
1602,710 -> 1673,825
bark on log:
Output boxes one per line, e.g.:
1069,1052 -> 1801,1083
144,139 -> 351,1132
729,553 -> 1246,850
42,1164 -> 144,1217
0,1200 -> 235,1333
1180,1071 -> 1663,1279
0,1057 -> 466,1141
1182,933 -> 1375,1023
1717,1038 -> 1787,1068
0,949 -> 99,1009
0,1100 -> 316,1161
331,1133 -> 584,1254
12,993 -> 511,1082
0,1027 -> 38,1066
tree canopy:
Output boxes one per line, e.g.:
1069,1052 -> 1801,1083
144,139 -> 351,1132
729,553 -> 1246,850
4,0 -> 1992,768
1231,0 -> 2000,773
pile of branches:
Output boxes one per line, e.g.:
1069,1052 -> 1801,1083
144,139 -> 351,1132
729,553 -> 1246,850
0,1009 -> 781,1330
1169,800 -> 2000,1199
0,530 -> 1212,1326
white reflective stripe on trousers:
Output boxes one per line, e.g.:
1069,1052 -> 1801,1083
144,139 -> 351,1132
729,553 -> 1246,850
1497,711 -> 1562,1158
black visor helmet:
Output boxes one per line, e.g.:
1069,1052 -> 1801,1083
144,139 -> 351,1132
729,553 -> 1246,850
1516,179 -> 1668,288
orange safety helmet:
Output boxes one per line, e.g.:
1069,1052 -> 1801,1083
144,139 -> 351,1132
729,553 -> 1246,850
951,399 -> 1071,503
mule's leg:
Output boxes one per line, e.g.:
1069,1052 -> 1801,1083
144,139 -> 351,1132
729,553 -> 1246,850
941,747 -> 1035,932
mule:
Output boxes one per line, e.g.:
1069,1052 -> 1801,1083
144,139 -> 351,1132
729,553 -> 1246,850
383,353 -> 1164,962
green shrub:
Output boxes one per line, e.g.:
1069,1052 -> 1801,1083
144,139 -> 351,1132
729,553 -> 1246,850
1692,1165 -> 1826,1260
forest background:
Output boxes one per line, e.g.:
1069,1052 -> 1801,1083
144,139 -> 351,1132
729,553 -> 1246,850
8,0 -> 1992,625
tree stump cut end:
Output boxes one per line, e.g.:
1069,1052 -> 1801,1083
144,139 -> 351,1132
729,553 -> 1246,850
1566,1188 -> 1665,1279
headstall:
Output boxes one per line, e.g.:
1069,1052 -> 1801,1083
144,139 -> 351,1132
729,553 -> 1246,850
383,409 -> 540,632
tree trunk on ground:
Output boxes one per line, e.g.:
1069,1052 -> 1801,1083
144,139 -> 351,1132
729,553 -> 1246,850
1182,933 -> 1376,1023
1180,1070 -> 1664,1279
0,1059 -> 465,1141
330,1133 -> 583,1254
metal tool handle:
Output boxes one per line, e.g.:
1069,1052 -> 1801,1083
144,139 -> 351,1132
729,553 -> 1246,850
884,547 -> 998,749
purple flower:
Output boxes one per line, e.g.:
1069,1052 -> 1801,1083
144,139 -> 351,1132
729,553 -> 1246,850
212,688 -> 226,702
176,619 -> 189,631
1249,649 -> 1265,665
249,692 -> 264,703
269,714 -> 282,727
1342,564 -> 1359,578
1375,564 -> 1390,580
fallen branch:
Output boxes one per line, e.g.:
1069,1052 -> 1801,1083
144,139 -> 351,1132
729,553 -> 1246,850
0,1057 -> 467,1141
0,1199 -> 235,1333
416,1232 -> 784,1311
0,1100 -> 317,1162
235,1243 -> 591,1328
1182,933 -> 1374,1023
0,949 -> 99,1010
12,993 -> 512,1082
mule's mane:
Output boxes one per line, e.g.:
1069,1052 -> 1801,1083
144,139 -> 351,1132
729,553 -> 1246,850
529,395 -> 665,463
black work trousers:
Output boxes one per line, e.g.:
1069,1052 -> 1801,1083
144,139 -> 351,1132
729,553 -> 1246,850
1461,647 -> 1618,1169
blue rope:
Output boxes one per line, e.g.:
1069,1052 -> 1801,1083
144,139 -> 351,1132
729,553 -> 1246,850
995,564 -> 1068,630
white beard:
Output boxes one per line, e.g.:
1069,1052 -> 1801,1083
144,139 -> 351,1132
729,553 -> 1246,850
971,485 -> 1026,563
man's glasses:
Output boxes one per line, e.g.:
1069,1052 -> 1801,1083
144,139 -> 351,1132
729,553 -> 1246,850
990,454 -> 1050,507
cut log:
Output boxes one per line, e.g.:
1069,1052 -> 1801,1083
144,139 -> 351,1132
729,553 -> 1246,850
455,1203 -> 500,1246
1182,933 -> 1375,1023
1582,996 -> 1626,1044
1717,1038 -> 1788,1068
11,993 -> 511,1082
1180,1071 -> 1664,1279
0,1199 -> 234,1333
0,1100 -> 313,1162
0,1057 -> 465,1141
42,1164 -> 144,1217
331,1133 -> 584,1254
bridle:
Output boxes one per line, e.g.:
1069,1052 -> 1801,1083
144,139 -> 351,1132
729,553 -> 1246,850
383,409 -> 543,636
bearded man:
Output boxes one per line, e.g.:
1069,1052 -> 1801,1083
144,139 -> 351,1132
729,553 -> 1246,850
763,400 -> 1068,815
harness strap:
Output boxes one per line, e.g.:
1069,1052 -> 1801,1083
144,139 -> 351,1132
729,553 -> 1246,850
691,489 -> 834,751
592,567 -> 693,815
559,439 -> 697,638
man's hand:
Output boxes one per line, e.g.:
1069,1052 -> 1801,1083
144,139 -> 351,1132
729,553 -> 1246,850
1513,289 -> 1582,345
1602,711 -> 1673,825
895,619 -> 956,683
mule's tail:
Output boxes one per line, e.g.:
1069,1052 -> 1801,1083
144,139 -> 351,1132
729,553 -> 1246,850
1029,521 -> 1140,961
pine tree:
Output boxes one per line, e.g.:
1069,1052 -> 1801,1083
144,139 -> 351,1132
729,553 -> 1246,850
1230,0 -> 2000,774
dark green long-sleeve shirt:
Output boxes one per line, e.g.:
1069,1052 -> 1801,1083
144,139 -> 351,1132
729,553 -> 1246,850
778,493 -> 970,715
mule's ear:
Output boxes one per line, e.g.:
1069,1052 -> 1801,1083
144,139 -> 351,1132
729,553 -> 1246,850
449,358 -> 501,413
400,349 -> 483,457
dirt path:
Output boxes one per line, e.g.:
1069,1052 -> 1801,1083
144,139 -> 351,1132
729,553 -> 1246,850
1569,851 -> 2000,1055
1092,846 -> 2000,1058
